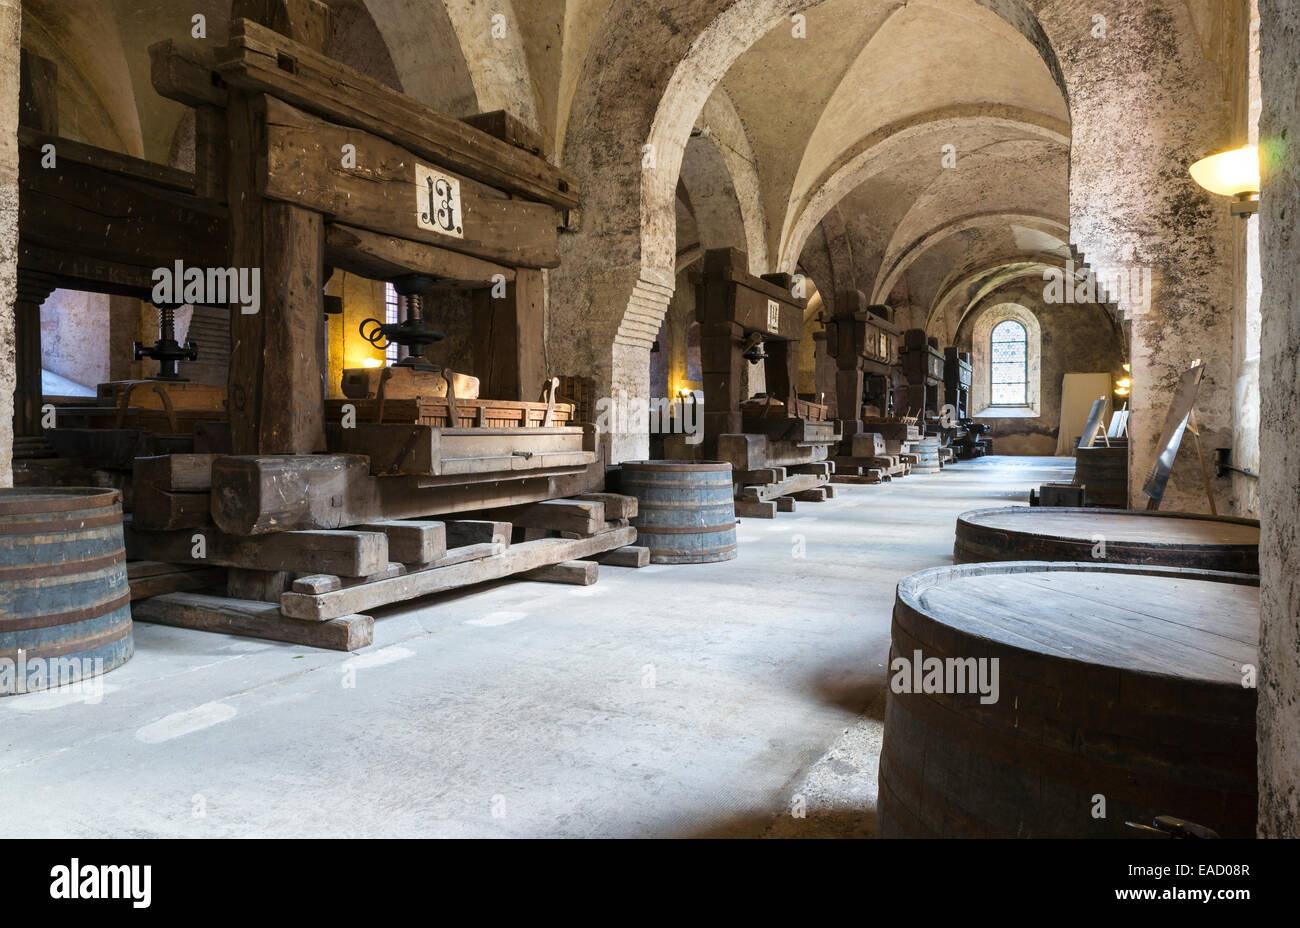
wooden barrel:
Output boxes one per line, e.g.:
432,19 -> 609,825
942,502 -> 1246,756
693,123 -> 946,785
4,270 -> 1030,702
911,437 -> 941,474
619,461 -> 737,564
1,488 -> 134,696
1075,443 -> 1128,507
955,507 -> 1260,573
879,562 -> 1258,838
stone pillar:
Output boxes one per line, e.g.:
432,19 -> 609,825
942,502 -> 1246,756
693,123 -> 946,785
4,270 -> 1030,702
0,0 -> 20,486
1256,0 -> 1300,839
1033,0 -> 1246,512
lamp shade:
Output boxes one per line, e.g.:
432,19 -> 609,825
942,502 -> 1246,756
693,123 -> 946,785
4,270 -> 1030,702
1189,146 -> 1260,198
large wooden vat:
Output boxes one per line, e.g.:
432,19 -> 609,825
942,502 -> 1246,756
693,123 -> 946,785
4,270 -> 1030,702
954,507 -> 1260,573
879,562 -> 1258,838
1,488 -> 134,696
619,461 -> 737,564
1074,442 -> 1128,507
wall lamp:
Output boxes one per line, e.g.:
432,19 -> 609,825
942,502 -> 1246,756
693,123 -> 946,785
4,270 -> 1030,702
1189,145 -> 1260,217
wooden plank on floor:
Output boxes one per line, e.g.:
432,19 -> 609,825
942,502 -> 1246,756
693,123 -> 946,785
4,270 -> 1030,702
522,560 -> 598,586
133,592 -> 373,651
735,499 -> 777,519
584,545 -> 650,568
444,520 -> 511,548
280,526 -> 635,620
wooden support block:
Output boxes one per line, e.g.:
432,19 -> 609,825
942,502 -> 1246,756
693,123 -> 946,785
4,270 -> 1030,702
792,488 -> 828,502
522,560 -> 598,586
560,518 -> 630,540
127,562 -> 225,601
292,561 -> 408,594
149,39 -> 227,109
823,484 -> 837,499
227,568 -> 293,602
775,497 -> 797,512
131,484 -> 212,531
444,520 -> 512,548
280,526 -> 635,620
210,454 -> 606,534
488,498 -> 605,535
585,545 -> 650,568
353,520 -> 446,564
461,110 -> 548,158
125,524 -> 389,577
735,499 -> 777,519
133,593 -> 373,651
134,453 -> 218,491
734,467 -> 785,486
574,491 -> 639,519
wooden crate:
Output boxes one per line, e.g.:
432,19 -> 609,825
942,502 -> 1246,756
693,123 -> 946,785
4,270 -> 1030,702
326,397 -> 573,429
740,397 -> 828,421
556,375 -> 596,423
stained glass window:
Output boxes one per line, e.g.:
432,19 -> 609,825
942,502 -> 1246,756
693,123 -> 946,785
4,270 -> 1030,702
384,282 -> 400,363
990,319 -> 1027,405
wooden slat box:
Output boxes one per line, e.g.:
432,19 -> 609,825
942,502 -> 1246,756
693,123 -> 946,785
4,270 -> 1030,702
326,397 -> 573,429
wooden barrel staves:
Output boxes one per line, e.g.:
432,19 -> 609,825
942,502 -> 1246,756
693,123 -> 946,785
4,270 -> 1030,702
954,507 -> 1261,573
619,461 -> 738,564
0,489 -> 134,696
878,562 -> 1258,838
911,436 -> 941,474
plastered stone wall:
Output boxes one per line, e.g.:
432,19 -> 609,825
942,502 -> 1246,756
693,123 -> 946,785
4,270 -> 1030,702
957,282 -> 1125,456
1256,0 -> 1300,840
0,0 -> 17,487
1031,0 -> 1245,512
41,289 -> 110,390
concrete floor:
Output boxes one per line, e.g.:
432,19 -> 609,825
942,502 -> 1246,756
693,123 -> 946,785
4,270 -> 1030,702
1,455 -> 1073,838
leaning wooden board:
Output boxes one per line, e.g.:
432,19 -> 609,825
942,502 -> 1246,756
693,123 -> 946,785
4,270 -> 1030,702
954,507 -> 1260,573
878,562 -> 1259,838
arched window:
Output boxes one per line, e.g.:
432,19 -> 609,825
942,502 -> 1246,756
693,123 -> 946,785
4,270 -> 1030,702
990,319 -> 1028,405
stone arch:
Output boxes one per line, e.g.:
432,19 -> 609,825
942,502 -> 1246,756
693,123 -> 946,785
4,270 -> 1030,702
359,0 -> 478,116
778,107 -> 1071,273
968,301 -> 1042,415
553,0 -> 1071,461
871,212 -> 1068,305
687,87 -> 768,272
439,0 -> 538,127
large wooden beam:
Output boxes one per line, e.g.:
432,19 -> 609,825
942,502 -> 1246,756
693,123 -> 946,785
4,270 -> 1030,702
17,146 -> 226,280
214,18 -> 579,209
324,224 -> 514,288
472,268 -> 546,399
210,454 -> 606,534
261,98 -> 560,268
124,524 -> 390,577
